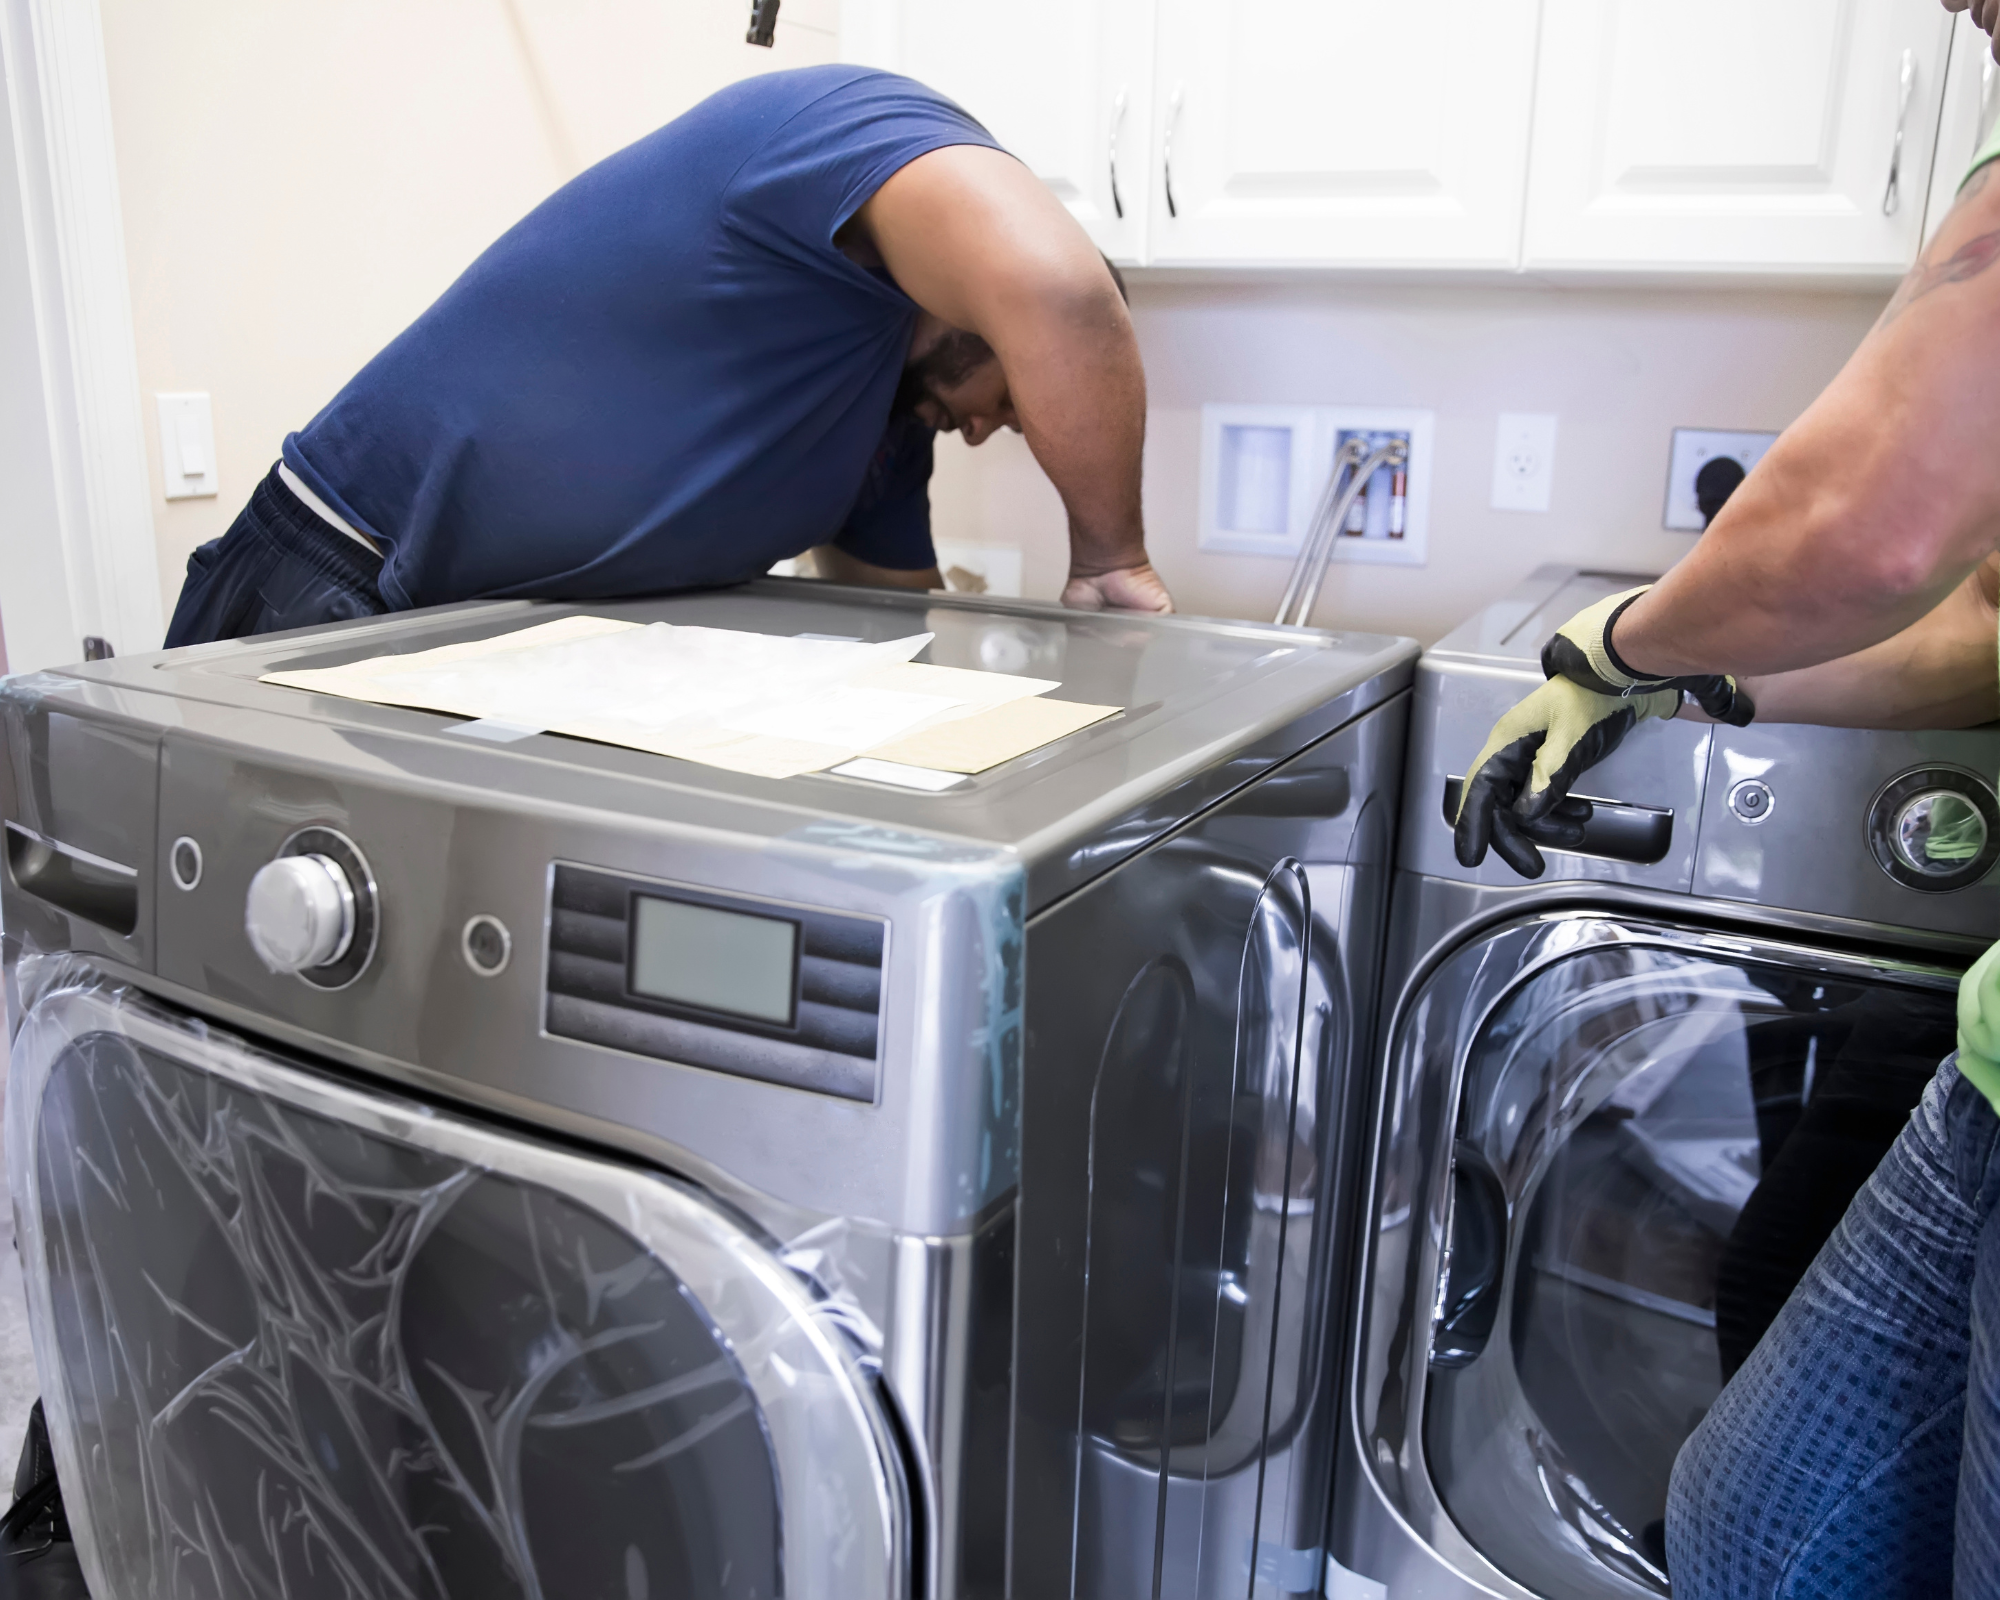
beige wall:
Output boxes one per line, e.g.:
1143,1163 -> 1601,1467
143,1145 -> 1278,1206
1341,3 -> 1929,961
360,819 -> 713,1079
96,4 -> 1886,645
932,278 -> 1888,644
100,0 -> 837,619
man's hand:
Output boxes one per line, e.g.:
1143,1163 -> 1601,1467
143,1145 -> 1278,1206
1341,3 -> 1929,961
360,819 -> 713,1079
1454,679 -> 1678,878
1544,585 -> 1755,725
1061,562 -> 1174,614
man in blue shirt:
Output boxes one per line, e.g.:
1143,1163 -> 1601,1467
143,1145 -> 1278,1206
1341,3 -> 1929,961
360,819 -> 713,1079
163,66 -> 1172,647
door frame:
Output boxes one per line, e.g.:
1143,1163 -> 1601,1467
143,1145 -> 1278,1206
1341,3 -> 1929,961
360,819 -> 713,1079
0,0 -> 160,674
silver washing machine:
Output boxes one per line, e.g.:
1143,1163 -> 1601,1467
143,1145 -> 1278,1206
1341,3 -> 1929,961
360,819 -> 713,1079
0,581 -> 1416,1599
1329,566 -> 2000,1600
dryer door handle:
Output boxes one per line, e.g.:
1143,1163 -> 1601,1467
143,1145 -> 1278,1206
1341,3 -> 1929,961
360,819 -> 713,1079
1442,778 -> 1673,868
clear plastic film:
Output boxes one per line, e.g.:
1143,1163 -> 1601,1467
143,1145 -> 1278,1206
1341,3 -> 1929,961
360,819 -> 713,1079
4,953 -> 907,1600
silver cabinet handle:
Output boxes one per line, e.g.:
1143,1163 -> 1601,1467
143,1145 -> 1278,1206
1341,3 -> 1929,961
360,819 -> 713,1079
1163,84 -> 1184,219
1884,47 -> 1917,217
1108,88 -> 1128,220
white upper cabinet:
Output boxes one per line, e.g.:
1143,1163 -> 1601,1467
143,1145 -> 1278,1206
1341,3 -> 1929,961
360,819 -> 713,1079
1924,14 -> 2000,246
1145,0 -> 1541,267
840,0 -> 1158,262
1523,0 -> 1955,274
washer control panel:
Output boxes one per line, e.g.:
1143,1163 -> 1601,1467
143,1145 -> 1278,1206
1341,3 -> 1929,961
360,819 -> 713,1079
1867,767 -> 2000,894
544,863 -> 887,1103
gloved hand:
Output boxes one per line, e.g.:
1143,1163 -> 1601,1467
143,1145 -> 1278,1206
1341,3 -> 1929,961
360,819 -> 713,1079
1539,585 -> 1756,726
1454,678 -> 1680,877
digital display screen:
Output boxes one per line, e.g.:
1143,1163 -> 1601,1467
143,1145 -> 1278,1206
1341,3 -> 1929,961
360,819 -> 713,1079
628,895 -> 798,1026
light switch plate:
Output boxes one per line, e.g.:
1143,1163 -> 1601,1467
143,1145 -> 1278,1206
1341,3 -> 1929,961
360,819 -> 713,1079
155,392 -> 218,500
1491,412 -> 1558,512
1664,428 -> 1778,531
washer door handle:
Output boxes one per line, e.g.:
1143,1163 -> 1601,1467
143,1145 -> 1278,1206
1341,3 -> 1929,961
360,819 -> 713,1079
1442,778 -> 1673,867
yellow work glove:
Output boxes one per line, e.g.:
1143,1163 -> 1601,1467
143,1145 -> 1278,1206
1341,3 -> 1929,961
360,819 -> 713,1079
1454,678 -> 1680,878
1956,938 -> 2000,1109
1541,585 -> 1756,726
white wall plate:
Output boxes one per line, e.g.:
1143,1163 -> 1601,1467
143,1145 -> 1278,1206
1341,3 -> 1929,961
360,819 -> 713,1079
1663,427 -> 1779,532
933,541 -> 1024,598
1199,404 -> 1434,567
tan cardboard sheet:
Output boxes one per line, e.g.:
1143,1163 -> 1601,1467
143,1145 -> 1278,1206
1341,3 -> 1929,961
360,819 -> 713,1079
864,695 -> 1120,774
260,616 -> 1117,779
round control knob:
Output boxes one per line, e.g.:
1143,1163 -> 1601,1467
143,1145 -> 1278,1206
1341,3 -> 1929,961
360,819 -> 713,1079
1890,790 -> 1988,878
245,854 -> 356,974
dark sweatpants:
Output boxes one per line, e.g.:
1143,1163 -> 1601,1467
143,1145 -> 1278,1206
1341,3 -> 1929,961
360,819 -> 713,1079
164,465 -> 389,647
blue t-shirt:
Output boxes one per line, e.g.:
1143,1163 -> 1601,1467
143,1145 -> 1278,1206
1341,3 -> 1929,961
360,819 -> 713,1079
283,67 -> 1000,609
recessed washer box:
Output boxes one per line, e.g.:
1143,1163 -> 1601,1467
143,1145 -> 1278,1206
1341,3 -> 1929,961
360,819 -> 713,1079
1199,404 -> 1434,568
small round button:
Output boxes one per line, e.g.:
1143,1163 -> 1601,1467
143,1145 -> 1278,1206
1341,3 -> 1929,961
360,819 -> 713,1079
245,854 -> 356,974
462,915 -> 512,977
1728,779 -> 1775,824
169,836 -> 203,891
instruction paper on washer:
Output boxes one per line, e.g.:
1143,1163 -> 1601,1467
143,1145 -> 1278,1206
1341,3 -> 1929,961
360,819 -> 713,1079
261,617 -> 1119,778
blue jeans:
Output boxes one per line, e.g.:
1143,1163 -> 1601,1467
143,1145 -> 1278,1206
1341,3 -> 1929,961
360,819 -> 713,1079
1668,1058 -> 2000,1597
164,465 -> 388,647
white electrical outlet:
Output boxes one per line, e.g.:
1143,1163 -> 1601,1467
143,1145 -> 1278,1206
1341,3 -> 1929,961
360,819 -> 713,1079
1491,413 -> 1558,512
1198,404 -> 1433,568
1664,428 -> 1778,531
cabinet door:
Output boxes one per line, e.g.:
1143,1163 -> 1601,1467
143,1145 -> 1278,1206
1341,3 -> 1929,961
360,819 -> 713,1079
1144,0 -> 1541,268
1524,0 -> 1954,275
840,0 -> 1156,263
1923,13 -> 2000,247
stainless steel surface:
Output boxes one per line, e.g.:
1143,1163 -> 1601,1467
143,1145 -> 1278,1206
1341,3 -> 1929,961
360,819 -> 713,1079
1335,564 -> 2000,1600
3,582 -> 1417,1600
1014,699 -> 1404,1598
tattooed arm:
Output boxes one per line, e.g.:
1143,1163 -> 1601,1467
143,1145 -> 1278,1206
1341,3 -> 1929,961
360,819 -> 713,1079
1611,160 -> 2000,681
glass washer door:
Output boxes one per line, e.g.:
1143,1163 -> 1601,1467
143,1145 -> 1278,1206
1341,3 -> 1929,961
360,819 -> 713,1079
6,972 -> 908,1600
1354,914 -> 1958,1600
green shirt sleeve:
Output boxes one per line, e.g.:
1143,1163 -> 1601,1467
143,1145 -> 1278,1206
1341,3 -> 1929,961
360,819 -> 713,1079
1967,115 -> 2000,189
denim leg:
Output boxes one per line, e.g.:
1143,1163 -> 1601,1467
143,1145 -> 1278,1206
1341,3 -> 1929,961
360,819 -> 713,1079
1956,1074 -> 2000,1599
1667,1060 -> 1976,1599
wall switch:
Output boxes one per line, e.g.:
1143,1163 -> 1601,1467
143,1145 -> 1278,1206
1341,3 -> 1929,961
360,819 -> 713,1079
1664,428 -> 1778,531
1491,412 -> 1558,512
156,392 -> 218,500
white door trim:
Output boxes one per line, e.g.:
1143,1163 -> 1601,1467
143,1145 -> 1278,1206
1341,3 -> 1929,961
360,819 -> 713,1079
1,0 -> 161,666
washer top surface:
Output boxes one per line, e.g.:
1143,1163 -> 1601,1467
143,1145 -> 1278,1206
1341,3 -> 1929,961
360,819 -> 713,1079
53,581 -> 1414,908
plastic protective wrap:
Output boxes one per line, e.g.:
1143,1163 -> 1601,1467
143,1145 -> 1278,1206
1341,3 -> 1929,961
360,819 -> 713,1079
4,953 -> 906,1600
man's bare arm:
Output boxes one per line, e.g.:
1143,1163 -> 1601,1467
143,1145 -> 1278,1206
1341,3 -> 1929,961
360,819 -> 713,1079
850,146 -> 1158,593
1684,554 -> 2000,728
1614,162 -> 2000,679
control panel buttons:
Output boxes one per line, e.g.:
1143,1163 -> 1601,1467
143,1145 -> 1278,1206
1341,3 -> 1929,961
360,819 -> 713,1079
169,836 -> 203,891
1727,779 -> 1775,825
1868,768 -> 2000,894
462,914 -> 512,977
246,826 -> 380,989
246,856 -> 354,973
